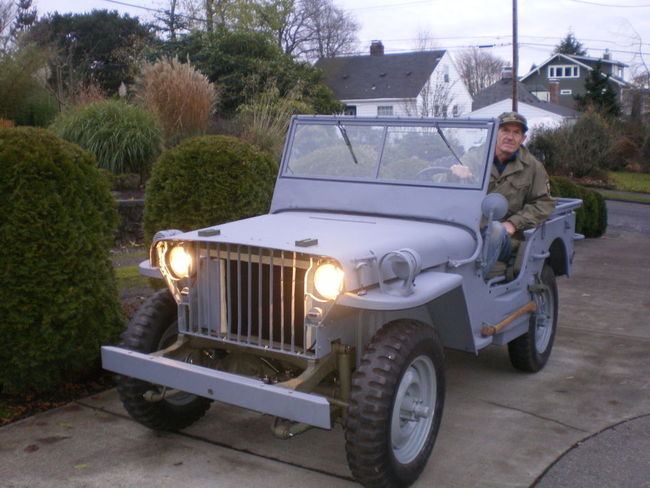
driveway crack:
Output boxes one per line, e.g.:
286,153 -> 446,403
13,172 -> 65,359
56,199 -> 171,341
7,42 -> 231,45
480,399 -> 589,433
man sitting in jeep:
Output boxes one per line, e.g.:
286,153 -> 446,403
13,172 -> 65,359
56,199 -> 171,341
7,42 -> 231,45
452,112 -> 556,272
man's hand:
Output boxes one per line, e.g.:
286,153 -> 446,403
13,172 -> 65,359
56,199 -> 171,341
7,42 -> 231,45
450,164 -> 474,180
503,221 -> 516,236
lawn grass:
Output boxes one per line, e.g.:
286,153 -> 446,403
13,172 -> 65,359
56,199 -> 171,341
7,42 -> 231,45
115,265 -> 150,294
608,171 -> 650,194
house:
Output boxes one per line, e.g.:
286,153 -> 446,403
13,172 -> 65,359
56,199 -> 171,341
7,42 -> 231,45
520,51 -> 629,109
469,68 -> 579,131
315,41 -> 472,118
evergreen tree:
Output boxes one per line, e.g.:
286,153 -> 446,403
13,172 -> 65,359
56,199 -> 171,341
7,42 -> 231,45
554,32 -> 586,56
10,0 -> 36,40
575,62 -> 620,118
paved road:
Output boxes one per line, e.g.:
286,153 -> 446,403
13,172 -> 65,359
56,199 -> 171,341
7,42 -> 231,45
606,199 -> 650,235
1,201 -> 649,488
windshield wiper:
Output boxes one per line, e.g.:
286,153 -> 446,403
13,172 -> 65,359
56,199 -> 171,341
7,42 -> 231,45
337,122 -> 359,165
435,123 -> 464,166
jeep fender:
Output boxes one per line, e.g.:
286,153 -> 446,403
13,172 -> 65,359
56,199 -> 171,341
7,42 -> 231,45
337,270 -> 475,353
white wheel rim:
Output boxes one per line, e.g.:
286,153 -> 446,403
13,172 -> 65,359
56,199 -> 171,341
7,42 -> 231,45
391,354 -> 437,464
534,286 -> 555,354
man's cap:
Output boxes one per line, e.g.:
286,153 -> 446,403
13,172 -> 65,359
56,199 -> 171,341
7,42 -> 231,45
498,112 -> 528,133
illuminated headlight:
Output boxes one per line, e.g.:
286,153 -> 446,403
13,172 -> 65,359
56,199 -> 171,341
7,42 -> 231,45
167,245 -> 192,279
314,263 -> 345,300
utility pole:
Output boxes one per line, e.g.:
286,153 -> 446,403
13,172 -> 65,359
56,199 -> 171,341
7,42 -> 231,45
512,0 -> 518,112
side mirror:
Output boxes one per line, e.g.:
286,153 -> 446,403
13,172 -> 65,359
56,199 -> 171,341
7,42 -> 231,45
481,193 -> 508,221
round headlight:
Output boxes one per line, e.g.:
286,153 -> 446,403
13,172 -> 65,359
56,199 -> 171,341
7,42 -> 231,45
314,263 -> 344,300
168,245 -> 192,279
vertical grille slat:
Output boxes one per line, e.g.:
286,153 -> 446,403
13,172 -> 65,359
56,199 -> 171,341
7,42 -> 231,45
191,243 -> 311,357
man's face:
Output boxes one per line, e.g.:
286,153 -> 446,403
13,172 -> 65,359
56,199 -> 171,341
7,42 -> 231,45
496,122 -> 526,160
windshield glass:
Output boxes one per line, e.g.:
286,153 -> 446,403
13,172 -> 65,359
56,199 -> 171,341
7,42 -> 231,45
283,120 -> 491,188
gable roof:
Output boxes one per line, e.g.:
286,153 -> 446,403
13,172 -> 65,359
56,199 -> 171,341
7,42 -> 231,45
473,77 -> 579,117
521,53 -> 628,86
473,77 -> 540,110
314,50 -> 446,100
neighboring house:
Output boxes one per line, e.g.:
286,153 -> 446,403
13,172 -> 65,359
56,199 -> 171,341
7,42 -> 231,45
315,41 -> 472,117
520,51 -> 629,109
469,70 -> 578,131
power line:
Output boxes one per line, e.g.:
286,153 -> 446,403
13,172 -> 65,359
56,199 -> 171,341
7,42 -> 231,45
568,0 -> 650,6
343,0 -> 434,11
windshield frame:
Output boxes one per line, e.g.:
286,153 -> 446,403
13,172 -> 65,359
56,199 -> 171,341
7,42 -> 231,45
279,115 -> 496,191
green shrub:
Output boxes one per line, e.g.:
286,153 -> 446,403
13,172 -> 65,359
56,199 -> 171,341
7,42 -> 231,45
528,110 -> 612,179
236,81 -> 312,160
550,176 -> 607,238
144,135 -> 277,243
15,89 -> 59,127
0,127 -> 124,393
49,100 -> 163,180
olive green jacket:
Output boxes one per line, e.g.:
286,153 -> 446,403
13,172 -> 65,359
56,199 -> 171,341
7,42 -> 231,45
488,146 -> 556,233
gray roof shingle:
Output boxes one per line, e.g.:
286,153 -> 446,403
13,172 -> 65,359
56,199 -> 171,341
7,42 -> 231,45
315,50 -> 445,100
472,78 -> 578,117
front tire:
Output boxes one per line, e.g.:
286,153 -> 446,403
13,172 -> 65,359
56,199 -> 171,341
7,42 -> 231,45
345,320 -> 445,487
116,289 -> 212,430
508,263 -> 558,372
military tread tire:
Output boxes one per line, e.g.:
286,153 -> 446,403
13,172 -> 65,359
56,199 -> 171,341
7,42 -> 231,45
345,320 -> 445,487
508,263 -> 558,372
116,289 -> 212,430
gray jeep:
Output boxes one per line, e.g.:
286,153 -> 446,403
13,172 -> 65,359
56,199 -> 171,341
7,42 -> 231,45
102,116 -> 582,487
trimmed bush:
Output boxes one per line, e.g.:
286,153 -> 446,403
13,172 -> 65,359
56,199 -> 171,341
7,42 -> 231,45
144,135 -> 277,243
49,100 -> 163,180
0,127 -> 124,393
550,176 -> 607,238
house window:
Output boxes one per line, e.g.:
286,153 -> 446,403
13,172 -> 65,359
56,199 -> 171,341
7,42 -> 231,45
452,104 -> 459,117
532,91 -> 550,102
548,65 -> 579,78
377,105 -> 393,116
344,105 -> 357,116
560,89 -> 572,95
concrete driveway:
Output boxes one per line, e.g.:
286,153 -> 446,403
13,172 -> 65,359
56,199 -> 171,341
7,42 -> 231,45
2,202 -> 649,488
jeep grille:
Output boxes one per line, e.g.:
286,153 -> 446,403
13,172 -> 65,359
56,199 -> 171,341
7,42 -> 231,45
179,243 -> 315,357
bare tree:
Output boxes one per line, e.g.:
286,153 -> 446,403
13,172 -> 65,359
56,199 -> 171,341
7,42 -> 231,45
403,74 -> 456,117
455,47 -> 506,97
303,0 -> 357,58
0,0 -> 15,53
255,0 -> 358,59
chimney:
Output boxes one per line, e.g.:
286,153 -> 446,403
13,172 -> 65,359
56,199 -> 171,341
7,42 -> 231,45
501,66 -> 513,80
549,81 -> 560,105
370,40 -> 384,56
603,49 -> 611,60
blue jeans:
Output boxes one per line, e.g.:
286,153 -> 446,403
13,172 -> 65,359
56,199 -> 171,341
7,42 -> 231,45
482,221 -> 512,276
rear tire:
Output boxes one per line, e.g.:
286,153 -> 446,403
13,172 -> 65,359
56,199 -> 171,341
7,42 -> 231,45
116,289 -> 212,430
508,264 -> 558,372
345,320 -> 445,487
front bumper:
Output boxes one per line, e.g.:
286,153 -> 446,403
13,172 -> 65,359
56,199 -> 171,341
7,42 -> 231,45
101,346 -> 331,429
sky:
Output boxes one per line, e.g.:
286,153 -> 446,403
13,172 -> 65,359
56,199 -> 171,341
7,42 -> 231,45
33,0 -> 650,81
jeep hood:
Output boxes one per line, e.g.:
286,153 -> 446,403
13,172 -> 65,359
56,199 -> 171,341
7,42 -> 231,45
172,211 -> 475,290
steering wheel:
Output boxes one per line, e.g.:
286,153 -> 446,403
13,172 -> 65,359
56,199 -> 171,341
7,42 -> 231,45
416,166 -> 452,180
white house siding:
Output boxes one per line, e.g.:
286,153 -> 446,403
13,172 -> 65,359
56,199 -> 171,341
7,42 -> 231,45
414,51 -> 473,117
468,99 -> 568,133
340,52 -> 472,119
341,99 -> 412,117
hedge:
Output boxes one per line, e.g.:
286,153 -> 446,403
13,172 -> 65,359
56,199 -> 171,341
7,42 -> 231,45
0,127 -> 124,393
144,135 -> 276,243
550,176 -> 607,238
